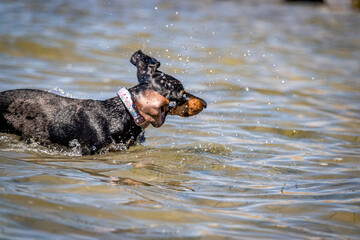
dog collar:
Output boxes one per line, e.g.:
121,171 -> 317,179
117,88 -> 147,129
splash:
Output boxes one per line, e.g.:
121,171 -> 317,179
0,133 -> 140,157
50,87 -> 74,98
0,134 -> 84,156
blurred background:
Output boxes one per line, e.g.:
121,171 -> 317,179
0,0 -> 359,239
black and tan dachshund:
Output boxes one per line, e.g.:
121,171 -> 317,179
0,50 -> 206,155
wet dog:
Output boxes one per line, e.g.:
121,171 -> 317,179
0,50 -> 206,155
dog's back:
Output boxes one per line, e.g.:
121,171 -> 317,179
1,89 -> 70,141
0,89 -> 119,153
0,89 -> 43,135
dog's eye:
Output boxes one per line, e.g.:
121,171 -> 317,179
169,101 -> 176,108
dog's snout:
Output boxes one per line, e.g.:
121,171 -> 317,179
168,92 -> 206,117
200,97 -> 207,108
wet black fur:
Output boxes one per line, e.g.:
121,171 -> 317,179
130,50 -> 189,105
0,88 -> 143,155
0,50 -> 200,155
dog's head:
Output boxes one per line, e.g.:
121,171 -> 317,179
130,50 -> 207,128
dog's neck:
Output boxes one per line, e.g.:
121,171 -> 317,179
117,88 -> 148,129
101,90 -> 145,148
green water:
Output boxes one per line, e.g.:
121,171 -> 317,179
1,0 -> 359,239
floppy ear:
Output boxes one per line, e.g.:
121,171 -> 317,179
130,50 -> 143,66
134,89 -> 169,128
130,50 -> 160,84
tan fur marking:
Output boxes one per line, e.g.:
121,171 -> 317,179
134,90 -> 169,128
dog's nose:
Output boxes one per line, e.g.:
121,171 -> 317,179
183,92 -> 206,108
188,97 -> 206,116
199,98 -> 207,109
168,93 -> 206,117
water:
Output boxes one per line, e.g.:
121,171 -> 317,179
1,0 -> 360,239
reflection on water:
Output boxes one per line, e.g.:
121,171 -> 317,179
1,0 -> 360,239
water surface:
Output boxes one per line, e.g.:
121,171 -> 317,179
1,0 -> 360,239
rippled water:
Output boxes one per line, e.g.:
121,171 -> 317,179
1,0 -> 360,239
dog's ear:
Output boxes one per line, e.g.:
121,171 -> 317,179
130,50 -> 143,66
134,89 -> 169,128
130,50 -> 160,84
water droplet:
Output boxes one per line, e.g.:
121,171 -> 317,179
66,63 -> 72,69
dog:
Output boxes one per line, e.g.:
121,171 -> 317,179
0,50 -> 206,155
